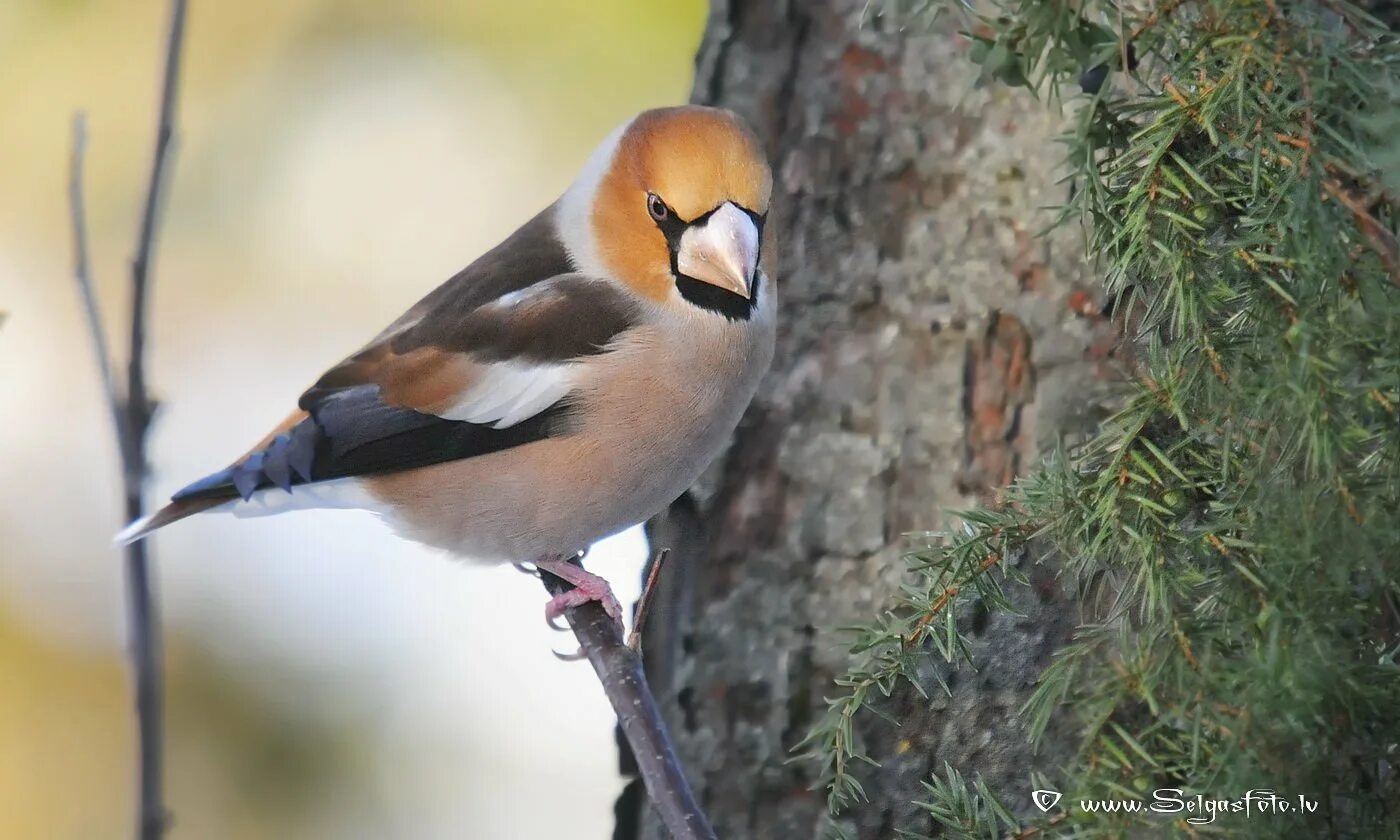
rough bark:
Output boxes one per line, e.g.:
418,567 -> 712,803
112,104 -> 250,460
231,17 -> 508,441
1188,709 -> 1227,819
628,2 -> 1122,838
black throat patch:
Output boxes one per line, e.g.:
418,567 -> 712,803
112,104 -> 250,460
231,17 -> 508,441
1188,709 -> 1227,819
674,271 -> 760,320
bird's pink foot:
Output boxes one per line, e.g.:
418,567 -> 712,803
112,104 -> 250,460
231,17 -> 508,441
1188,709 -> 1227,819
535,557 -> 625,628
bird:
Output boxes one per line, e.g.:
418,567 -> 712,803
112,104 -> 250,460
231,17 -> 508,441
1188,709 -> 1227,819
115,105 -> 776,627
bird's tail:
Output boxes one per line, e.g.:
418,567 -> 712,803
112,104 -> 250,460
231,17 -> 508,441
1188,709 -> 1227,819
113,495 -> 231,546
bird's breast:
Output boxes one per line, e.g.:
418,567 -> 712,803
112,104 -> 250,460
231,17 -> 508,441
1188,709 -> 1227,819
367,287 -> 775,563
573,304 -> 774,482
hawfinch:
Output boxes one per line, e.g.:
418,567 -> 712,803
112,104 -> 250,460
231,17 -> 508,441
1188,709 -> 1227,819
116,105 -> 775,624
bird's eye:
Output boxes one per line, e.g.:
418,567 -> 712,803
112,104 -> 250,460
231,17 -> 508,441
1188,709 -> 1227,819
646,193 -> 669,222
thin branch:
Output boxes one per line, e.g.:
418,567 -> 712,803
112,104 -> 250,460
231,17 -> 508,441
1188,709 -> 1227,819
68,108 -> 174,840
68,113 -> 131,459
127,0 -> 188,450
627,547 -> 669,651
122,4 -> 188,837
540,559 -> 717,840
67,2 -> 188,838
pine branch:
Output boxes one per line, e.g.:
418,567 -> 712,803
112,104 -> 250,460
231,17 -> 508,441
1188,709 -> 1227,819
1323,176 -> 1400,286
808,0 -> 1400,834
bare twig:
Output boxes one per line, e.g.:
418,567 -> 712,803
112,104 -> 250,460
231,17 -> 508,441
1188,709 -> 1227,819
128,0 -> 188,455
68,2 -> 189,838
68,114 -> 130,457
627,547 -> 669,651
123,4 -> 188,837
540,559 -> 717,840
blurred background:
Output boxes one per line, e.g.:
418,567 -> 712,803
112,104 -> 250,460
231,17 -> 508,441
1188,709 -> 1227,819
0,1 -> 706,837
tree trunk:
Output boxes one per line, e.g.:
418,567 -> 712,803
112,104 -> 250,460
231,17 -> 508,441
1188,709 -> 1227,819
625,2 -> 1119,837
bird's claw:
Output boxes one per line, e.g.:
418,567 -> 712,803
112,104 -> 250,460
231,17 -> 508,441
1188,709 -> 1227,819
535,557 -> 626,631
533,556 -> 624,663
543,586 -> 624,629
551,646 -> 586,662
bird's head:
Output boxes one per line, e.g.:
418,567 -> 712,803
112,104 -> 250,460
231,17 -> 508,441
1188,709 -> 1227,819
559,106 -> 772,319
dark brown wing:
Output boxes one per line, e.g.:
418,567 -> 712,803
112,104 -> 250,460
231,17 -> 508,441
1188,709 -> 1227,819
172,210 -> 641,504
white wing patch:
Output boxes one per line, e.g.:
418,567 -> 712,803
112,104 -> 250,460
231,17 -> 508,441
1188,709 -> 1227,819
439,360 -> 575,429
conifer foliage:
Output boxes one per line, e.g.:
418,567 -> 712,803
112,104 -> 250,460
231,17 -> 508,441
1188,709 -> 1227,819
801,1 -> 1400,835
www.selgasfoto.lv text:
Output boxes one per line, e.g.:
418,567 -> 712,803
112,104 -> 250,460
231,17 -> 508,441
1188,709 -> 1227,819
1076,789 -> 1319,824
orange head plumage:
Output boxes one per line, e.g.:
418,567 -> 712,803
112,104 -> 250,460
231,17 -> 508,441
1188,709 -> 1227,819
560,106 -> 773,316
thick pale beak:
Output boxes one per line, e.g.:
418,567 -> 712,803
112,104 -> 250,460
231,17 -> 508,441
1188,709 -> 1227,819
676,202 -> 759,299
